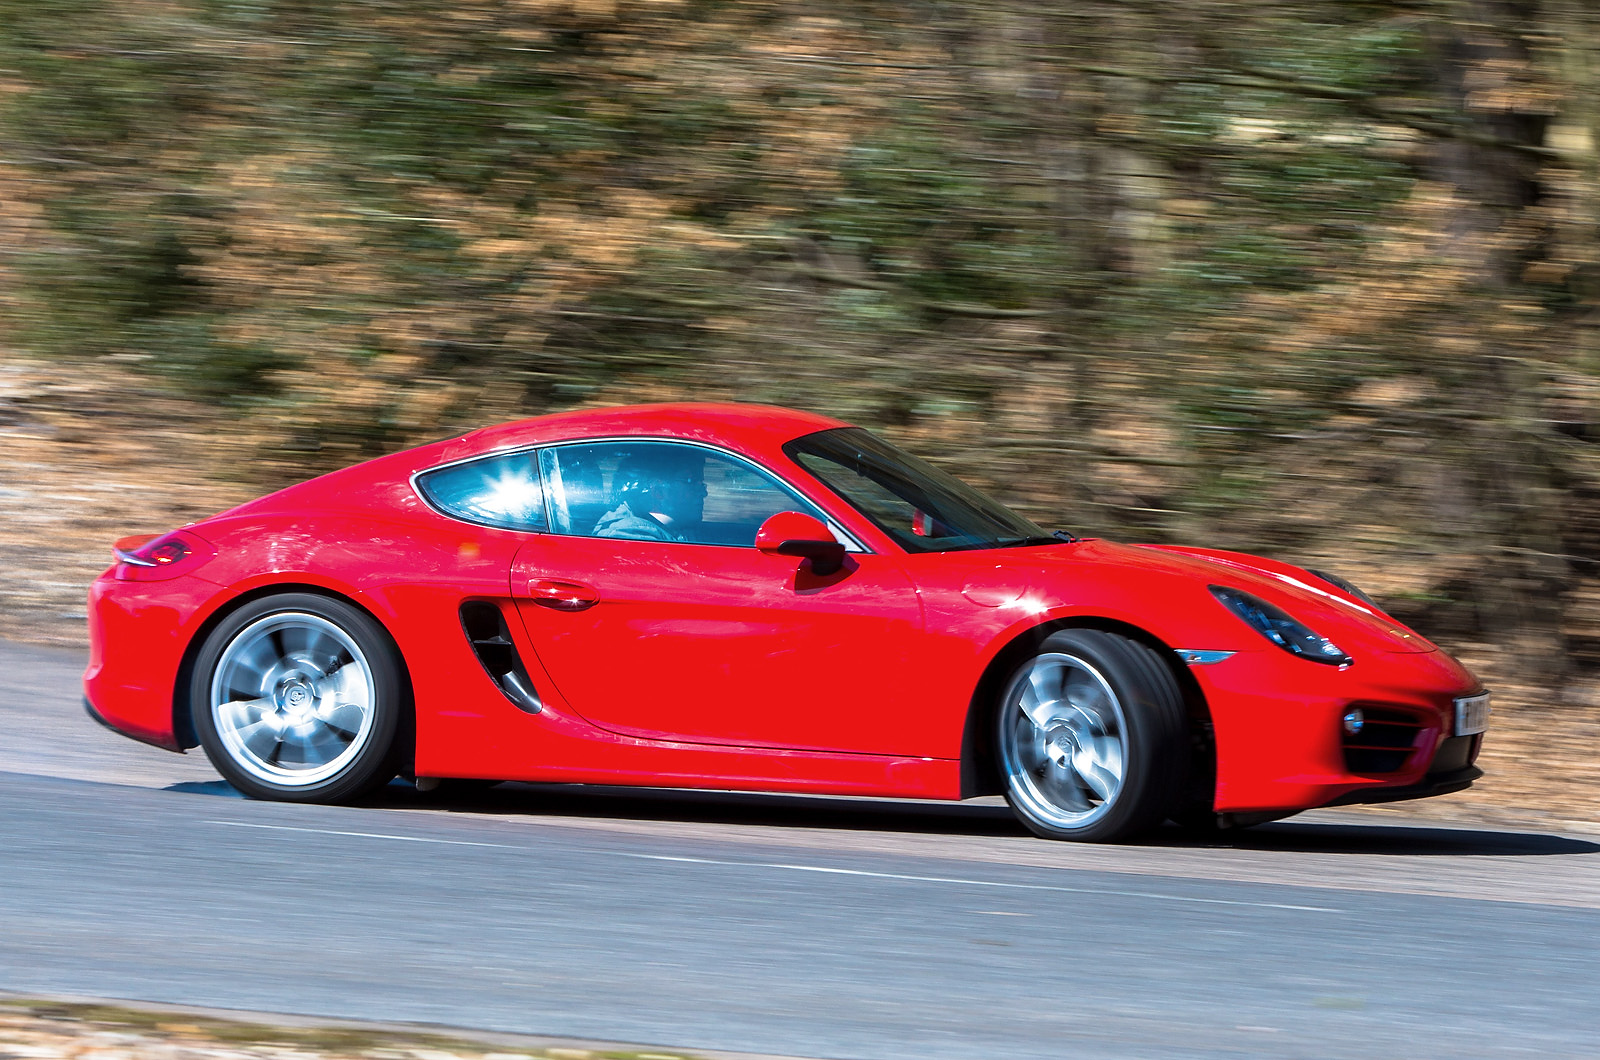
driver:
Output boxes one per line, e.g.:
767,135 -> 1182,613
593,448 -> 707,541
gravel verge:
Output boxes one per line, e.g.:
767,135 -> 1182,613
0,997 -> 805,1060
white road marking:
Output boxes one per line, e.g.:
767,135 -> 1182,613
612,852 -> 1343,912
206,820 -> 514,848
205,819 -> 1339,911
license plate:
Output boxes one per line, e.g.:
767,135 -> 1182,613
1454,693 -> 1490,736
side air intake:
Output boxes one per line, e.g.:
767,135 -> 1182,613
459,601 -> 543,714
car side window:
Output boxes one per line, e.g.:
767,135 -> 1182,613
540,441 -> 826,547
793,451 -> 918,535
416,451 -> 546,532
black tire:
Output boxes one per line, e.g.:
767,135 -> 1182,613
995,629 -> 1189,842
190,592 -> 407,803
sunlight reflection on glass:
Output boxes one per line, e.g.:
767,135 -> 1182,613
471,466 -> 542,522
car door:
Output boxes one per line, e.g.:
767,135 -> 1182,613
510,440 -> 931,756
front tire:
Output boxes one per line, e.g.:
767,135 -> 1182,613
191,593 -> 406,802
996,629 -> 1188,842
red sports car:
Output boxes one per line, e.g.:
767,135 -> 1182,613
84,403 -> 1488,841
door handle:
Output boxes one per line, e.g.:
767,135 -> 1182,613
526,578 -> 601,611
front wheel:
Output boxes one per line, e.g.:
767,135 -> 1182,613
191,593 -> 407,802
996,629 -> 1188,842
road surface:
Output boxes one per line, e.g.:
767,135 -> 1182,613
3,637 -> 1597,1059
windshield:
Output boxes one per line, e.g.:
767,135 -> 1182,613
784,427 -> 1055,553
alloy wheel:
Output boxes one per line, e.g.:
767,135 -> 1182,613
998,651 -> 1129,830
208,612 -> 378,787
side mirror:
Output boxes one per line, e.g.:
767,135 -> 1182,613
755,511 -> 847,576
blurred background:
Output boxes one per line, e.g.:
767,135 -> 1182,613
1,0 -> 1597,822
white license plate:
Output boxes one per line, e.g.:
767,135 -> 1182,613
1454,693 -> 1490,736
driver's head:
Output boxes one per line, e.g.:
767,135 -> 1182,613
614,447 -> 706,528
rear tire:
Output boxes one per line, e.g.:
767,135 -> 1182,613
996,629 -> 1189,842
191,593 -> 406,803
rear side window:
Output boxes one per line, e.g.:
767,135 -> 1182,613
417,451 -> 546,532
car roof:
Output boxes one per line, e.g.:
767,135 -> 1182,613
209,404 -> 856,526
460,402 -> 852,456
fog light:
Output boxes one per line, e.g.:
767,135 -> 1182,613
1342,708 -> 1365,735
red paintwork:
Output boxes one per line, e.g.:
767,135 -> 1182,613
753,510 -> 834,552
84,402 -> 1483,813
512,534 -> 924,755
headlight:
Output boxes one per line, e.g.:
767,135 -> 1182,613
1308,568 -> 1376,607
1209,585 -> 1351,666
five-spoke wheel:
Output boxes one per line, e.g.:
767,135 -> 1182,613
997,629 -> 1188,842
192,593 -> 406,802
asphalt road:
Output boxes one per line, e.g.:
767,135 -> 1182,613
4,637 -> 1599,1059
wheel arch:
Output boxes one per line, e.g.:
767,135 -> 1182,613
172,582 -> 416,761
958,616 -> 1214,801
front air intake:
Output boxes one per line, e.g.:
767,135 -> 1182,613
1341,706 -> 1424,774
459,601 -> 543,714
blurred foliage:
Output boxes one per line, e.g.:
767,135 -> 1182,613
6,0 -> 1600,664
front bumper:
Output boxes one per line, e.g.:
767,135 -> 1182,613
1193,645 -> 1484,814
1325,763 -> 1483,807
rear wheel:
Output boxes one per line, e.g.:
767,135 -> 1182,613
191,593 -> 406,802
996,629 -> 1188,842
